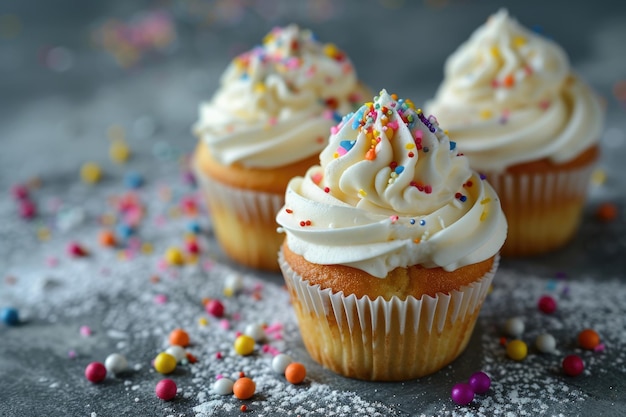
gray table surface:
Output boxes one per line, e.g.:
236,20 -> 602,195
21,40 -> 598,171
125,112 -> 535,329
2,1 -> 626,416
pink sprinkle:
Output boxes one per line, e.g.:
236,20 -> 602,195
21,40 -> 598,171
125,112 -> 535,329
268,117 -> 277,126
330,126 -> 339,135
390,215 -> 399,223
11,184 -> 29,200
594,343 -> 606,353
262,345 -> 270,353
387,121 -> 399,130
154,294 -> 168,304
414,130 -> 423,141
215,353 -> 223,360
336,147 -> 347,156
232,312 -> 241,321
46,257 -> 59,267
156,259 -> 168,271
312,172 -> 323,185
272,333 -> 283,341
322,109 -> 334,120
424,185 -> 432,194
68,350 -> 77,359
264,323 -> 282,333
202,260 -> 214,271
80,325 -> 92,337
219,319 -> 230,330
235,331 -> 242,337
19,199 -> 37,219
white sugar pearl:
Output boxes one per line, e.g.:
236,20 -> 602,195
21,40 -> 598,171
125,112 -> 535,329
224,272 -> 243,294
104,353 -> 128,374
165,345 -> 187,362
535,333 -> 557,353
212,377 -> 234,395
271,353 -> 293,374
244,323 -> 266,342
504,317 -> 525,337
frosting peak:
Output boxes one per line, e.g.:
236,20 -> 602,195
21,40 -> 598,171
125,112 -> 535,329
277,90 -> 507,278
426,9 -> 604,171
193,24 -> 366,168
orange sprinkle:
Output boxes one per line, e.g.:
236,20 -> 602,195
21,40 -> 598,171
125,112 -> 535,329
285,362 -> 306,384
596,202 -> 618,222
578,329 -> 601,350
365,148 -> 376,160
169,328 -> 190,347
233,377 -> 256,400
98,229 -> 116,247
503,74 -> 515,88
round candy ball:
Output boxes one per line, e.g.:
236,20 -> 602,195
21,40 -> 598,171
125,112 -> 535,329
504,317 -> 525,337
85,362 -> 107,383
562,354 -> 585,377
154,352 -> 177,374
285,362 -> 306,384
578,329 -> 600,350
104,353 -> 128,374
213,377 -> 235,395
155,379 -> 177,401
234,335 -> 255,356
165,345 -> 187,362
169,328 -> 190,347
535,333 -> 557,354
468,371 -> 491,394
1,307 -> 19,326
451,383 -> 474,406
506,339 -> 528,361
271,353 -> 293,374
537,295 -> 557,314
205,299 -> 225,318
233,377 -> 256,400
244,323 -> 267,342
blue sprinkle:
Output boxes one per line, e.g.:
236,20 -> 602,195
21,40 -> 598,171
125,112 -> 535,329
187,221 -> 202,234
340,140 -> 356,152
480,173 -> 487,180
351,107 -> 366,129
1,307 -> 19,326
419,219 -> 426,226
450,141 -> 456,151
394,166 -> 404,175
460,195 -> 467,202
332,112 -> 343,123
410,219 -> 415,225
124,172 -> 144,189
115,223 -> 134,240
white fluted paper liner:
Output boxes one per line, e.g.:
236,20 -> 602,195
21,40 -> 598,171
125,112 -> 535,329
279,249 -> 499,381
194,165 -> 285,270
485,163 -> 595,256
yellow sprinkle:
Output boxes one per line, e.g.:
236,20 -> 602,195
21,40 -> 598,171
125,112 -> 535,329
109,139 -> 130,164
513,36 -> 527,47
480,210 -> 488,221
405,143 -> 415,150
198,317 -> 209,326
405,99 -> 415,109
373,129 -> 380,138
80,162 -> 102,184
141,243 -> 153,254
100,214 -> 116,226
480,198 -> 492,205
323,43 -> 339,58
254,82 -> 266,94
262,33 -> 274,45
169,207 -> 182,218
358,189 -> 367,197
364,102 -> 373,108
591,168 -> 607,185
37,227 -> 50,241
479,110 -> 493,120
385,127 -> 394,140
165,247 -> 184,266
223,287 -> 234,298
117,250 -> 128,260
333,152 -> 340,159
416,108 -> 423,115
490,46 -> 501,58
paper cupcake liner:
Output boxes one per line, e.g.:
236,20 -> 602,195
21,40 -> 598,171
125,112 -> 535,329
485,163 -> 595,256
194,167 -> 285,271
279,250 -> 499,381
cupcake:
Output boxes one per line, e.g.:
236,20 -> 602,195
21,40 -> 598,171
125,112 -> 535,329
276,90 -> 507,381
192,25 -> 370,271
426,9 -> 604,256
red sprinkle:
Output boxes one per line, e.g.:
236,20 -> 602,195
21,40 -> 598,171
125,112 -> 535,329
537,295 -> 557,314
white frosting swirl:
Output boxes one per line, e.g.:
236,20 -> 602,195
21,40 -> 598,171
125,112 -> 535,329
193,25 -> 367,168
277,90 -> 507,278
426,9 -> 604,172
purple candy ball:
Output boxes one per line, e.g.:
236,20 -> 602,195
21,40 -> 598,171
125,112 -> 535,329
451,382 -> 474,405
468,371 -> 491,394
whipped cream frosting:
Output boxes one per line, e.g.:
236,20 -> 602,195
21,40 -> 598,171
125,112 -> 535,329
426,9 -> 604,172
193,25 -> 366,168
276,90 -> 507,278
